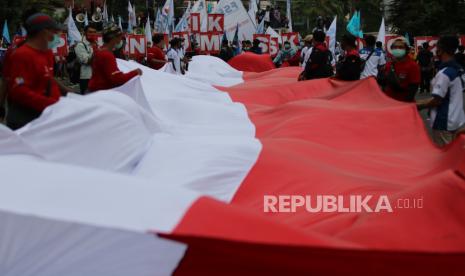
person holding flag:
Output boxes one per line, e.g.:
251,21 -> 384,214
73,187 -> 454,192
88,25 -> 142,92
147,33 -> 167,70
5,13 -> 67,129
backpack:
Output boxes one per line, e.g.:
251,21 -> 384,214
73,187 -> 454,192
336,54 -> 362,81
360,49 -> 375,72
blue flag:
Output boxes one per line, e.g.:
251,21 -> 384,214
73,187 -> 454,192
2,20 -> 10,44
346,11 -> 363,38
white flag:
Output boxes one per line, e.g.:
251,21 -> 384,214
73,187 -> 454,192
84,11 -> 89,27
286,0 -> 292,32
256,17 -> 265,34
248,0 -> 258,26
215,0 -> 256,42
175,2 -> 191,32
327,16 -> 337,54
103,1 -> 109,22
377,18 -> 386,47
161,0 -> 174,33
118,16 -> 123,30
128,1 -> 137,27
145,15 -> 153,44
67,7 -> 82,45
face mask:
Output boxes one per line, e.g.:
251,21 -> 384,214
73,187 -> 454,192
115,40 -> 124,50
391,49 -> 406,58
284,45 -> 291,50
47,34 -> 61,49
87,34 -> 97,43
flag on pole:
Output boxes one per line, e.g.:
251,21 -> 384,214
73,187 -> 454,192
346,11 -> 363,38
20,25 -> 27,36
256,17 -> 265,34
67,7 -> 82,45
175,2 -> 191,32
376,18 -> 385,46
84,12 -> 89,27
286,0 -> 292,32
145,15 -> 153,44
111,14 -> 115,23
103,1 -> 109,23
128,1 -> 137,27
198,0 -> 208,32
155,8 -> 162,32
161,0 -> 174,33
405,32 -> 410,46
248,0 -> 258,26
327,16 -> 337,54
2,20 -> 10,44
118,16 -> 123,30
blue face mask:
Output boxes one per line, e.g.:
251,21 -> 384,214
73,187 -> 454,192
47,34 -> 61,49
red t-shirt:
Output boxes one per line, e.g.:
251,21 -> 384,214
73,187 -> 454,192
384,57 -> 421,102
88,48 -> 139,92
147,46 -> 166,70
7,44 -> 61,112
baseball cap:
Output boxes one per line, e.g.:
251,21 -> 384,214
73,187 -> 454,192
25,13 -> 64,34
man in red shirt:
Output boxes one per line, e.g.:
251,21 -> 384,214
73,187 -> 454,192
88,25 -> 142,92
147,33 -> 167,70
6,13 -> 65,129
383,38 -> 420,102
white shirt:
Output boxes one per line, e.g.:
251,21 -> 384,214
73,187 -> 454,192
430,64 -> 465,131
166,48 -> 181,74
302,47 -> 313,68
359,47 -> 386,79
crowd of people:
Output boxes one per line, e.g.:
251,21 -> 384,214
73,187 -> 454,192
0,10 -> 464,147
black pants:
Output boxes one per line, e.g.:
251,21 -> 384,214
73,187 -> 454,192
420,69 -> 432,93
80,79 -> 89,95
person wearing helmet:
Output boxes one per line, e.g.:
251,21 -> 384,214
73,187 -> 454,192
383,37 -> 420,102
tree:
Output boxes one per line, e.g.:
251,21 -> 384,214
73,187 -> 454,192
388,0 -> 465,36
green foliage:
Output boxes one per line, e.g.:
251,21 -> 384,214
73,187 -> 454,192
389,0 -> 465,36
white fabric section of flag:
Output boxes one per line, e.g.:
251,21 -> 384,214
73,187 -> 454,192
67,7 -> 82,45
286,0 -> 292,32
266,26 -> 281,44
111,14 -> 115,23
247,0 -> 258,26
327,16 -> 337,54
15,57 -> 259,202
377,17 -> 386,46
145,15 -> 153,44
215,0 -> 256,42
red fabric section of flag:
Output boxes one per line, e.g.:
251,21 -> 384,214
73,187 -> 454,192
170,69 -> 465,274
228,52 -> 276,72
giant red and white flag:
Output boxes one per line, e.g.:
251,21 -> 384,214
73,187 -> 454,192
0,55 -> 464,275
